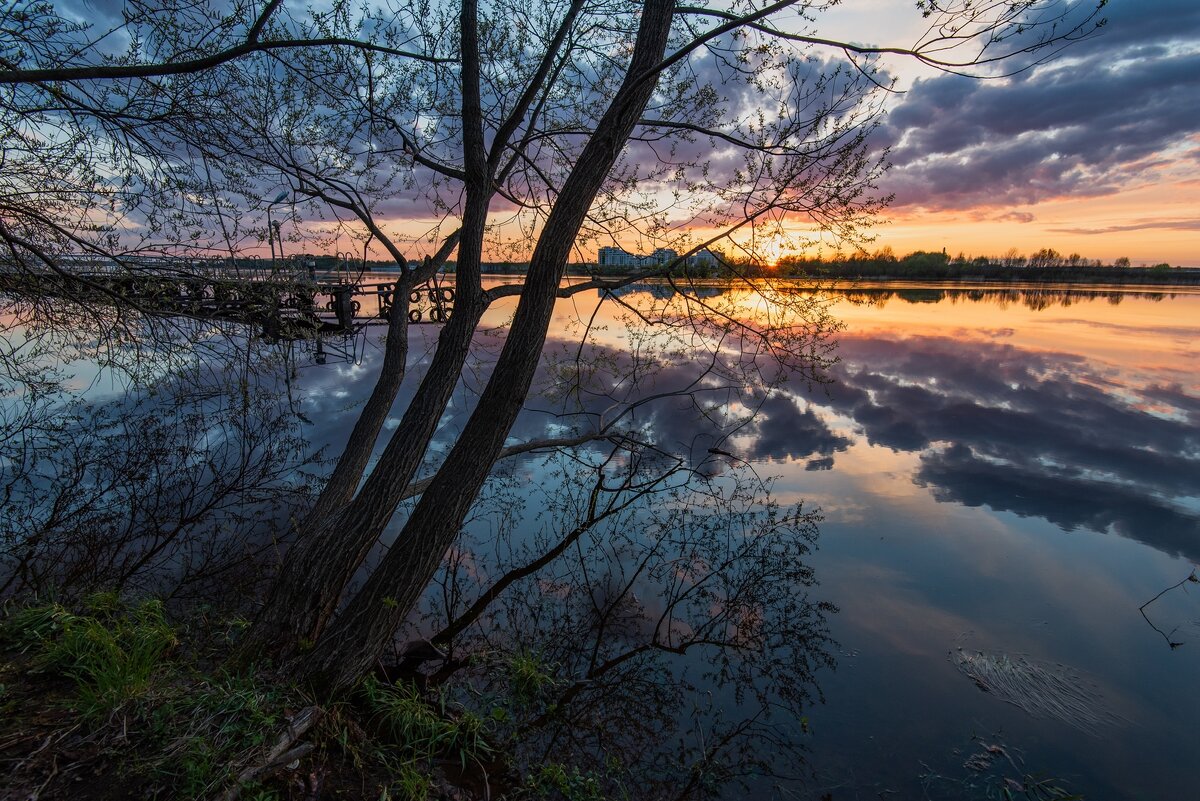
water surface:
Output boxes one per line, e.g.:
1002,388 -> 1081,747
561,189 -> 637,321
748,284 -> 1199,799
301,279 -> 1200,796
15,279 -> 1198,798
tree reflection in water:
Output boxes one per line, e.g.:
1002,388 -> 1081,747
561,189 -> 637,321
405,447 -> 835,798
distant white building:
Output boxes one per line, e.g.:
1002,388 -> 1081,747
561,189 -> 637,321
597,246 -> 638,267
597,246 -> 680,268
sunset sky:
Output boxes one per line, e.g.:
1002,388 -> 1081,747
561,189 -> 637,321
364,0 -> 1200,267
826,0 -> 1200,266
56,0 -> 1198,266
391,0 -> 1198,267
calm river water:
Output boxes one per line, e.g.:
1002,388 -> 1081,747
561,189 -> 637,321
19,277 -> 1192,798
280,279 -> 1199,799
750,284 -> 1200,800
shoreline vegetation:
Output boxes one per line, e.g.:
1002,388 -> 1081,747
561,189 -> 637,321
0,595 -> 532,801
339,247 -> 1200,286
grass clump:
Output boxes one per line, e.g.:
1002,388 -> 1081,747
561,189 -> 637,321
0,596 -> 314,799
382,762 -> 434,801
506,648 -> 556,708
360,675 -> 493,770
0,598 -> 604,800
2,592 -> 177,719
150,671 -> 292,797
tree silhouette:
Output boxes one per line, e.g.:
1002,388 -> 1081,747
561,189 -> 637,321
0,0 -> 1108,692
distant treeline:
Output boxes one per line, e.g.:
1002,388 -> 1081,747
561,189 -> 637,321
766,248 -> 1200,283
313,248 -> 1200,284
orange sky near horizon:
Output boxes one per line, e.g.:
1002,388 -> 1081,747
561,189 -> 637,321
352,130 -> 1200,270
872,174 -> 1200,267
351,192 -> 1200,266
862,132 -> 1200,267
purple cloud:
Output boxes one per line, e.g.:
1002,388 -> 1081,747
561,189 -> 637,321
1049,218 -> 1200,234
873,0 -> 1200,212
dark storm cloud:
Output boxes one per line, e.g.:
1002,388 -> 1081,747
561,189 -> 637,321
876,0 -> 1200,210
623,44 -> 879,206
1076,0 -> 1200,49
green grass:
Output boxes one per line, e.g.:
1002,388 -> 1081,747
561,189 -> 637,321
150,671 -> 292,797
523,762 -> 607,801
2,592 -> 177,719
0,597 -> 609,800
0,596 -> 304,797
360,675 -> 493,770
506,648 -> 556,707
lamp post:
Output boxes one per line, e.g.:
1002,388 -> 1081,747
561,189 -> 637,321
266,190 -> 288,272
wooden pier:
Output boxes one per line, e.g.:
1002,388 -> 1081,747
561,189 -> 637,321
0,259 -> 456,338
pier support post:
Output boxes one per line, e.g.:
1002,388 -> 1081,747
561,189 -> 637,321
332,287 -> 355,329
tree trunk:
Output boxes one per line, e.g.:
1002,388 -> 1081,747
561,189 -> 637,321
296,0 -> 678,693
299,229 -> 462,528
305,286 -> 411,528
240,292 -> 487,657
239,12 -> 495,660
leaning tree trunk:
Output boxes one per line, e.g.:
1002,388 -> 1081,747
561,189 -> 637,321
296,0 -> 678,693
303,286 -> 410,528
242,169 -> 492,659
300,231 -> 461,529
243,266 -> 487,658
